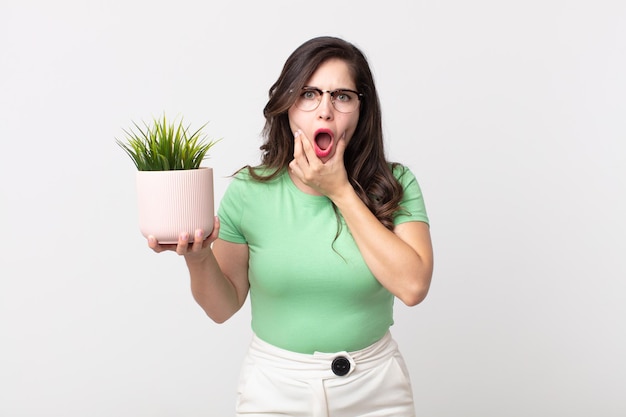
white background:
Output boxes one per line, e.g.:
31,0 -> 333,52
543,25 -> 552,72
1,1 -> 625,416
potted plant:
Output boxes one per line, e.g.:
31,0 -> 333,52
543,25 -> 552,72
117,114 -> 220,244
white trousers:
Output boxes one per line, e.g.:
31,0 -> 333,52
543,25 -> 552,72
235,332 -> 416,417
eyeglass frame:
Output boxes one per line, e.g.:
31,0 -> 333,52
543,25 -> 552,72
291,87 -> 364,113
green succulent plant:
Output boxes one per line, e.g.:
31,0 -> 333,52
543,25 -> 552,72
116,115 -> 220,171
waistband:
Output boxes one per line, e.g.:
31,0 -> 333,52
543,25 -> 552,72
246,331 -> 398,378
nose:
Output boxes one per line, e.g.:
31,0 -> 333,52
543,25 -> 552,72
316,92 -> 334,120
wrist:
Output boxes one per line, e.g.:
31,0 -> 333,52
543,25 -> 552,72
328,182 -> 359,208
184,249 -> 213,270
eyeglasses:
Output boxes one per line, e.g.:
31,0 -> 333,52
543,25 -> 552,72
293,87 -> 363,113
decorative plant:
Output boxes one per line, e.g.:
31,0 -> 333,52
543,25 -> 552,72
116,115 -> 220,171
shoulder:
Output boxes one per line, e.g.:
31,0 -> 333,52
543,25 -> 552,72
225,166 -> 285,196
219,167 -> 286,238
389,163 -> 429,224
232,165 -> 284,181
389,163 -> 418,188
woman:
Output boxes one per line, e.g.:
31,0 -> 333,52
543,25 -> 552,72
149,36 -> 433,416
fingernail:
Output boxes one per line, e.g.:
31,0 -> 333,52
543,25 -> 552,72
196,230 -> 203,238
294,130 -> 301,138
181,232 -> 189,240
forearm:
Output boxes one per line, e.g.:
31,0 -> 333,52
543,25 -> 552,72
330,185 -> 433,306
185,251 -> 245,323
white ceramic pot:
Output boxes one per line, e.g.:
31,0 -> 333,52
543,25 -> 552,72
136,167 -> 214,244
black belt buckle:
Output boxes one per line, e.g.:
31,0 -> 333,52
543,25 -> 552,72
331,356 -> 350,376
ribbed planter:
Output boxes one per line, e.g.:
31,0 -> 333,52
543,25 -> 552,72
136,167 -> 214,244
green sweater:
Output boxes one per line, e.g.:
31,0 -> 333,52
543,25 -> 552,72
218,165 -> 429,354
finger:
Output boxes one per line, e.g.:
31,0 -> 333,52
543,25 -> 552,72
297,131 -> 319,165
290,132 -> 307,180
209,216 -> 220,239
148,235 -> 163,252
334,132 -> 348,159
191,229 -> 205,252
289,156 -> 303,178
203,217 -> 220,248
293,131 -> 311,166
176,232 -> 191,255
204,216 -> 220,248
148,235 -> 175,253
292,133 -> 302,158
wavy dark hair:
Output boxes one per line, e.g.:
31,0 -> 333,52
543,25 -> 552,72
245,36 -> 404,231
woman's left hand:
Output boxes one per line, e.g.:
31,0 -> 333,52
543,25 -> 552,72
288,130 -> 351,199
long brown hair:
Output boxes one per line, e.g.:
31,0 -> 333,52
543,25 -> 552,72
246,36 -> 404,230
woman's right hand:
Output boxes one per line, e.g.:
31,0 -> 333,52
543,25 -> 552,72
147,216 -> 220,263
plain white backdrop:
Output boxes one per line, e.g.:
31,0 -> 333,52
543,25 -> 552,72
1,1 -> 625,416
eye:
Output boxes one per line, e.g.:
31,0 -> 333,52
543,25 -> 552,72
334,90 -> 353,103
301,90 -> 319,100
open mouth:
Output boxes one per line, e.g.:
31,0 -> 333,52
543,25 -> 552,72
314,129 -> 334,158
